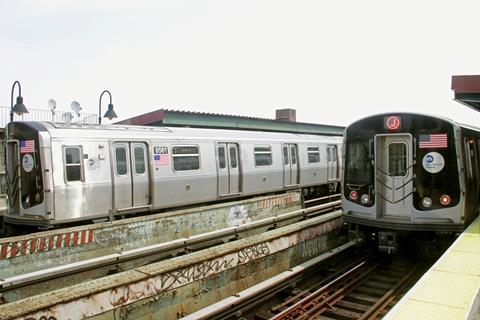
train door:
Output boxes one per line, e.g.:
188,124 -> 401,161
327,144 -> 339,181
216,143 -> 240,196
112,142 -> 150,211
283,144 -> 298,187
375,135 -> 413,218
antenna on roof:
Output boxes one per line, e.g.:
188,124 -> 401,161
70,101 -> 81,116
48,99 -> 57,120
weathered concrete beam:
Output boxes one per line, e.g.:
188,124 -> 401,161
0,211 -> 345,320
0,192 -> 301,280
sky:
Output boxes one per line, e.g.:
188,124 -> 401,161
1,0 -> 480,127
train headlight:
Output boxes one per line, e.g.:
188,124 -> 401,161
422,197 -> 432,208
24,194 -> 30,208
361,194 -> 369,204
440,195 -> 451,206
349,190 -> 358,201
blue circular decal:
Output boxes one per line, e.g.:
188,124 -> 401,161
422,152 -> 444,174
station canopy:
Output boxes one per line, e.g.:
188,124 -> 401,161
452,75 -> 480,111
116,109 -> 345,136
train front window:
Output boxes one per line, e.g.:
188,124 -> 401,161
345,141 -> 372,184
388,143 -> 407,176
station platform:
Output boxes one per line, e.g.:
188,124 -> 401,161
385,216 -> 480,320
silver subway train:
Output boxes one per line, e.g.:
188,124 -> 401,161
342,113 -> 480,252
4,121 -> 342,230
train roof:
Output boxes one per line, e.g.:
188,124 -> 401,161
12,121 -> 343,143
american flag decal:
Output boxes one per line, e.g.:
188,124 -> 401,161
419,134 -> 448,149
20,140 -> 35,153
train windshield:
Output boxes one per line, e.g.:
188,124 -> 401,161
344,140 -> 372,184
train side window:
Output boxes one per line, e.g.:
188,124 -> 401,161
388,143 -> 407,176
254,146 -> 272,166
115,146 -> 128,175
134,146 -> 146,174
64,146 -> 83,182
283,146 -> 289,165
307,146 -> 320,163
218,146 -> 226,169
173,145 -> 200,171
291,146 -> 297,164
229,146 -> 238,168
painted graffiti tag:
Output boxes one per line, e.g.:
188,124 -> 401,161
238,243 -> 270,264
160,257 -> 235,291
25,316 -> 58,320
301,235 -> 329,258
108,255 -> 235,307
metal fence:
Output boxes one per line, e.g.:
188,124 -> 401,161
0,106 -> 98,127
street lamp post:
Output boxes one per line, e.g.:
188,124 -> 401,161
10,81 -> 28,122
98,90 -> 118,124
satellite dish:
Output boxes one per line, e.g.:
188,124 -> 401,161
70,101 -> 81,116
47,99 -> 56,110
62,112 -> 74,123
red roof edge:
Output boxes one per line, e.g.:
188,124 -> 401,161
451,75 -> 480,93
116,109 -> 165,125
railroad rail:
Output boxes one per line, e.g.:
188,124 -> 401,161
0,196 -> 340,303
186,253 -> 429,320
269,256 -> 424,319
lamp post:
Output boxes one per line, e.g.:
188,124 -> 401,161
10,81 -> 29,122
98,90 -> 118,124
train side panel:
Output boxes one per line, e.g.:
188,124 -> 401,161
152,140 -> 217,209
240,142 -> 284,196
51,138 -> 112,222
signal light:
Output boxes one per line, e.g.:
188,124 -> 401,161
350,190 -> 358,201
440,195 -> 451,206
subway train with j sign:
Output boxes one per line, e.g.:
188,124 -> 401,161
342,112 -> 480,254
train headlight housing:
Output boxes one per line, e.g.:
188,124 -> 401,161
422,197 -> 432,208
440,195 -> 451,206
361,194 -> 369,204
349,190 -> 358,201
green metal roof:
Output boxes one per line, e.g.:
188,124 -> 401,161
117,109 -> 345,136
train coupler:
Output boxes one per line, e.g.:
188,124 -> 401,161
378,231 -> 399,254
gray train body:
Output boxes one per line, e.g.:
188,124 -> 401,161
5,122 -> 342,228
